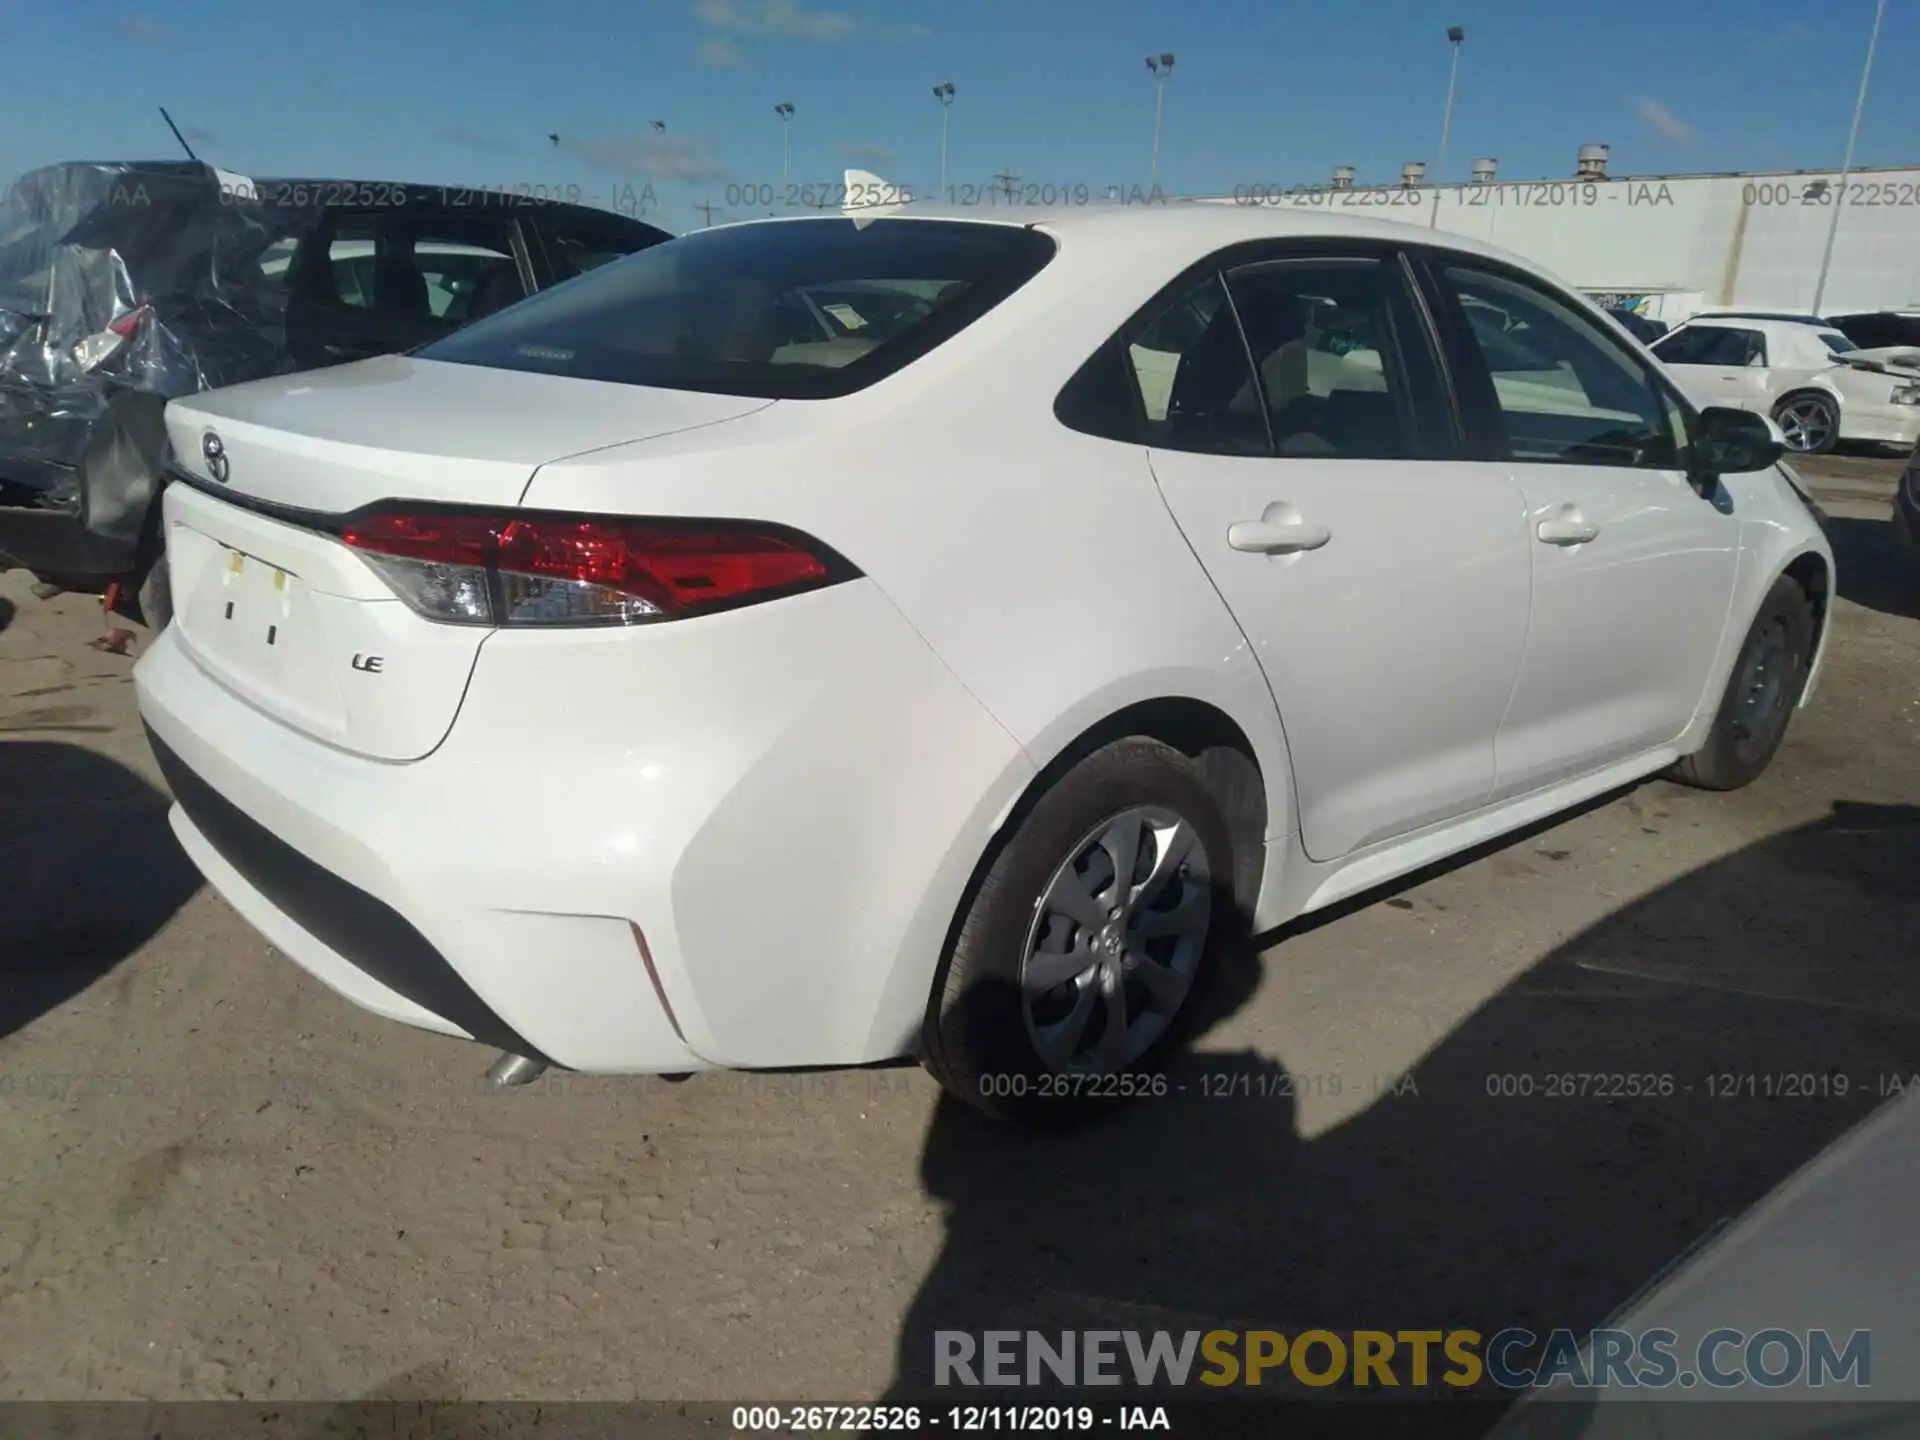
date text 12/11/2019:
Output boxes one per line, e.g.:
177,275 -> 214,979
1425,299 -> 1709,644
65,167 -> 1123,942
1234,180 -> 1679,208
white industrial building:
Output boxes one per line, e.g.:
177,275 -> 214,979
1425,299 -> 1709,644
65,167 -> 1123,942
1202,147 -> 1920,324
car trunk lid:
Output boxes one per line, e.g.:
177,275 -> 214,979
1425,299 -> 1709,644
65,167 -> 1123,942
161,356 -> 772,760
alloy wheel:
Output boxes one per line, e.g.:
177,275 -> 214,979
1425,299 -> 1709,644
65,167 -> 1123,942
1775,397 -> 1835,454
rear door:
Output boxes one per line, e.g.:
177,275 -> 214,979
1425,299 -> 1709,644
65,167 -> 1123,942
1425,258 -> 1740,796
1137,244 -> 1532,862
284,207 -> 535,370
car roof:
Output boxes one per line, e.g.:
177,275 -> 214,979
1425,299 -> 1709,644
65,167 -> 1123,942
706,200 -> 1584,287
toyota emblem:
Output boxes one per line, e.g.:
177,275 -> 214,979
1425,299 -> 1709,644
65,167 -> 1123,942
202,431 -> 230,484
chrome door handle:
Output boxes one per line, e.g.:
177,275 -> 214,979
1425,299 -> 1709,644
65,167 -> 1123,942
1227,518 -> 1332,554
1536,517 -> 1600,545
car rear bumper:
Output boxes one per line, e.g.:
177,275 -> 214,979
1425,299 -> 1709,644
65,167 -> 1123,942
134,578 -> 1033,1074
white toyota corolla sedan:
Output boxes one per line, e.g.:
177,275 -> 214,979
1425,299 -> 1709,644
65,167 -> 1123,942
134,198 -> 1834,1121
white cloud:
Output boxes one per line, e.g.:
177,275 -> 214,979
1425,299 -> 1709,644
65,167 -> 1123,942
561,132 -> 730,183
694,0 -> 855,41
1634,96 -> 1695,145
697,35 -> 747,68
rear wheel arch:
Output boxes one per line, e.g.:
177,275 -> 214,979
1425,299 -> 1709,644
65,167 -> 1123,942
972,697 -> 1272,933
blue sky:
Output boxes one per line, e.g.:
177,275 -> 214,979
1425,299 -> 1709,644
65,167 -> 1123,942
3,0 -> 1916,232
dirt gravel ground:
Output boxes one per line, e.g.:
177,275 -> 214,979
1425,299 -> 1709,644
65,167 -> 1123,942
0,461 -> 1917,1411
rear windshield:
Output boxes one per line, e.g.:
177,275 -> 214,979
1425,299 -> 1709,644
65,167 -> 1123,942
417,217 -> 1057,398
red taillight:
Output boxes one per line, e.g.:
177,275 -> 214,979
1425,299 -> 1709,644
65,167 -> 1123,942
68,304 -> 153,372
339,508 -> 844,627
107,304 -> 152,338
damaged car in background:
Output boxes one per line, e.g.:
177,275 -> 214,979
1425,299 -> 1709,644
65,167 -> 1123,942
0,160 -> 671,625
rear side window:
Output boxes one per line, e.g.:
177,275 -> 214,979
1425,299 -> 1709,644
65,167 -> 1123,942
419,218 -> 1056,399
1223,257 -> 1451,459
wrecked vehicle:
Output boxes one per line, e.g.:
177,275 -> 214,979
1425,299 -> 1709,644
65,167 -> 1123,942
0,160 -> 672,624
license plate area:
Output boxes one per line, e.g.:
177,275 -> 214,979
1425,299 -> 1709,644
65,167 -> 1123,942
173,526 -> 346,737
212,545 -> 299,650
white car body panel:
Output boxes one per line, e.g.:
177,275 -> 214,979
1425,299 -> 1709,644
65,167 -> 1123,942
136,203 -> 1834,1074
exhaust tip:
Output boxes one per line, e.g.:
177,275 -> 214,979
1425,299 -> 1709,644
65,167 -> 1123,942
486,1052 -> 548,1088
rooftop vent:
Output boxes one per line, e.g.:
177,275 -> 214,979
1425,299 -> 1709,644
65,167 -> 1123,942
1401,161 -> 1427,188
1331,165 -> 1356,190
1471,157 -> 1497,184
1576,143 -> 1609,179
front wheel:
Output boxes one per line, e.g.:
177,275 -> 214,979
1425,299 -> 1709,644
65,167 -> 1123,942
1671,575 -> 1813,791
921,738 -> 1242,1124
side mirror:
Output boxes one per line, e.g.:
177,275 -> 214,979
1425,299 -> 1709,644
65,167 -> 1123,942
1692,405 -> 1784,477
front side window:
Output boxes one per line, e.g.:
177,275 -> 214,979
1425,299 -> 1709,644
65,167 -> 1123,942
420,218 -> 1056,399
1445,265 -> 1684,468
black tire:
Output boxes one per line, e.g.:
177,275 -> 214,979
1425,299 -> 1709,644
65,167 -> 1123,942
1671,575 -> 1813,791
134,551 -> 172,631
921,737 -> 1244,1124
1771,391 -> 1839,456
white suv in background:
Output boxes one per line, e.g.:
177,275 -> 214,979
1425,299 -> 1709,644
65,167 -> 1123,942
1651,316 -> 1920,455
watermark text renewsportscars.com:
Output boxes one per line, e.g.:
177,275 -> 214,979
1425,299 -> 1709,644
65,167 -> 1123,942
935,1327 -> 1871,1390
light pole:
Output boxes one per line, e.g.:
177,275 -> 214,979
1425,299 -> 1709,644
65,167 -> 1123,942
1812,0 -> 1887,315
1145,53 -> 1174,188
774,102 -> 795,187
933,82 -> 955,197
1431,25 -> 1465,228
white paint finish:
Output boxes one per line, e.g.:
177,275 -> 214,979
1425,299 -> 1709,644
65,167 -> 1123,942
135,203 -> 1834,1075
1288,744 -> 1685,918
164,483 -> 489,761
164,354 -> 773,510
138,574 -> 1033,1072
1149,450 -> 1531,860
1494,465 -> 1741,797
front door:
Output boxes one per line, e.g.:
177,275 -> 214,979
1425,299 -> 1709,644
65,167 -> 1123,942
1431,261 -> 1742,798
1136,248 -> 1533,862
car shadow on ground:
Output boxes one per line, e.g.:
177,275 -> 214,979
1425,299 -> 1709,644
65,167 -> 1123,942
0,740 -> 201,1041
880,799 -> 1920,1432
1825,516 -> 1920,622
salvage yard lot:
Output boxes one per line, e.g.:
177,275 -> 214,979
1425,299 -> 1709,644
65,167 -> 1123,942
1,461 -> 1917,1405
